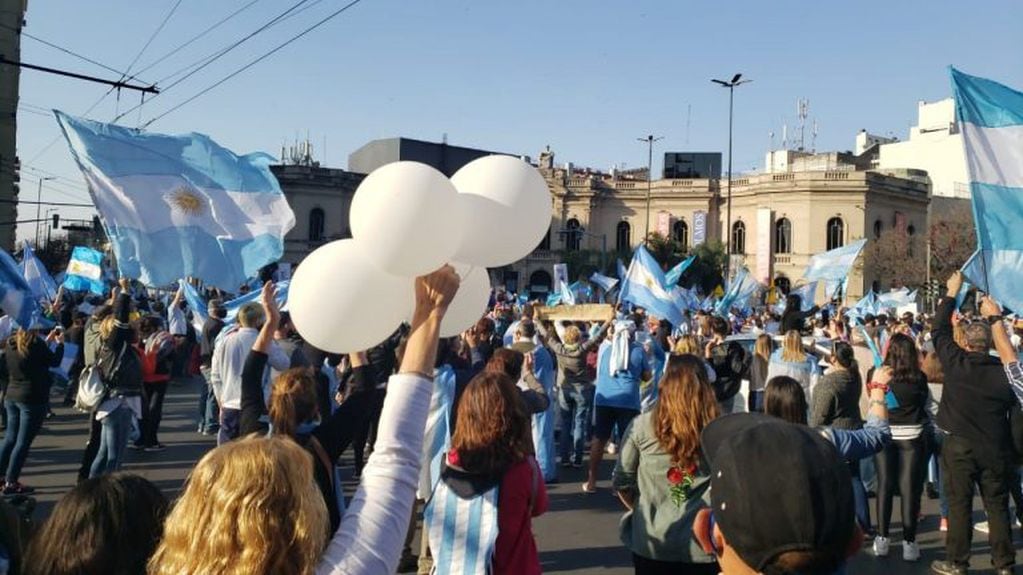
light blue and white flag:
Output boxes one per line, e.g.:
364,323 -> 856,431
952,69 -> 1023,312
590,271 -> 619,294
559,280 -> 577,306
19,242 -> 58,302
0,250 -> 40,328
180,280 -> 209,334
55,111 -> 295,291
792,281 -> 819,311
63,246 -> 106,295
619,245 -> 684,326
663,255 -> 695,288
715,267 -> 760,316
877,287 -> 915,311
223,280 -> 289,324
803,239 -> 868,283
617,258 -> 628,281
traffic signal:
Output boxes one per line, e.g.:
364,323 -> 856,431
52,213 -> 59,229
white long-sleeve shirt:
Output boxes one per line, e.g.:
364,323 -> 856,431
210,327 -> 289,410
316,372 -> 433,575
168,306 -> 187,336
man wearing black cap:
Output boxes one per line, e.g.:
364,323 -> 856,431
693,413 -> 861,574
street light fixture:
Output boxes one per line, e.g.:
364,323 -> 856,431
712,73 -> 751,283
34,176 -> 56,247
636,134 -> 663,244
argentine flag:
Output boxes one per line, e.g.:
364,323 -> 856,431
55,111 -> 295,291
951,69 -> 1023,313
19,243 -> 58,302
663,255 -> 695,288
0,250 -> 40,328
619,245 -> 683,326
803,239 -> 867,283
63,246 -> 106,295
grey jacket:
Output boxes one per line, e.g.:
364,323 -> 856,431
536,320 -> 608,387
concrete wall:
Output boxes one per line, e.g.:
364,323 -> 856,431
271,165 -> 364,264
0,0 -> 26,251
878,98 -> 969,199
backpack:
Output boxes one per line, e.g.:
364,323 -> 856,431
708,341 -> 750,403
99,342 -> 143,397
75,342 -> 128,412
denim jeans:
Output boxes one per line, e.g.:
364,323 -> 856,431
0,402 -> 46,482
90,404 -> 133,478
558,383 -> 593,465
197,367 -> 220,433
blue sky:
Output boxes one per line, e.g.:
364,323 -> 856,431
14,0 -> 1023,241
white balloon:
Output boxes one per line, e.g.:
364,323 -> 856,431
289,239 -> 412,354
350,161 -> 461,276
451,155 -> 551,267
438,265 -> 492,338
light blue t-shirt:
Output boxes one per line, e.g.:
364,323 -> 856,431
595,341 -> 645,410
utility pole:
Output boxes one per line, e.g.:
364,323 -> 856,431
34,176 -> 55,247
637,134 -> 663,244
712,74 -> 751,283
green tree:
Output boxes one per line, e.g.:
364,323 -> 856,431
644,232 -> 686,271
684,240 -> 726,295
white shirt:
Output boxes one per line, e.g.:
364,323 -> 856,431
168,306 -> 187,336
210,327 -> 289,410
317,373 -> 433,575
96,396 -> 142,421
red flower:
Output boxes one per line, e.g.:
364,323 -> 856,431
666,466 -> 684,485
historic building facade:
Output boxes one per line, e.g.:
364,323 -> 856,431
274,138 -> 930,305
504,148 -> 930,303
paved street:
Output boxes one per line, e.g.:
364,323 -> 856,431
18,378 -> 1022,574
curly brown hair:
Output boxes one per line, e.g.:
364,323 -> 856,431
451,372 -> 533,477
653,354 -> 719,466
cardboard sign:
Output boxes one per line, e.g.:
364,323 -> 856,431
536,304 -> 615,322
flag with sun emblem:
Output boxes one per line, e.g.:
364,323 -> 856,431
619,245 -> 684,327
54,111 -> 295,291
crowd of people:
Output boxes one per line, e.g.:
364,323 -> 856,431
0,267 -> 1019,574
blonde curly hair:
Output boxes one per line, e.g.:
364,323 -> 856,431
149,436 -> 328,575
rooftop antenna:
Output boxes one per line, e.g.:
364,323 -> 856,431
769,131 -> 775,150
442,132 -> 448,145
782,123 -> 788,150
811,119 -> 819,152
797,98 -> 809,151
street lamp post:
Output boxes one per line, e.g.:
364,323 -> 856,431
712,74 -> 751,283
34,176 -> 56,247
637,134 -> 663,244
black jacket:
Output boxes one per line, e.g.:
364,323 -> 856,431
933,295 -> 1015,454
4,337 -> 62,404
781,306 -> 819,334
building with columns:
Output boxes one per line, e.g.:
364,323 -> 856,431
503,146 -> 930,303
273,136 -> 930,305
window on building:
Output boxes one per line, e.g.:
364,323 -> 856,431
907,224 -> 916,236
873,219 -> 882,239
616,221 -> 631,252
826,217 -> 844,251
673,219 -> 689,251
565,218 -> 581,251
774,218 -> 792,254
309,208 -> 325,242
731,221 -> 746,254
774,276 -> 791,295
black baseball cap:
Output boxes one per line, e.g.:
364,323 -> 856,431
700,413 -> 855,571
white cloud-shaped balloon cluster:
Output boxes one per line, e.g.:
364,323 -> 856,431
289,155 -> 551,353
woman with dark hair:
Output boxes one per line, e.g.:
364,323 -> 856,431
870,332 -> 929,562
23,473 -> 168,574
811,341 -> 871,538
765,375 -> 809,425
424,371 -> 548,575
748,334 -> 772,412
780,293 -> 820,334
612,354 -> 720,574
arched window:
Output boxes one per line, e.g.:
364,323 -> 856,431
774,218 -> 791,254
731,221 -> 746,255
774,276 -> 791,295
308,208 -> 325,242
873,219 -> 883,239
673,219 -> 689,251
616,221 -> 631,252
907,224 -> 916,236
565,218 -> 581,251
529,270 -> 553,296
826,217 -> 844,251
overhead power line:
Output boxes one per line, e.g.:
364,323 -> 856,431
112,0 -> 317,123
0,57 -> 159,93
0,22 -> 151,85
142,0 -> 366,127
120,0 -> 184,81
133,0 -> 265,78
